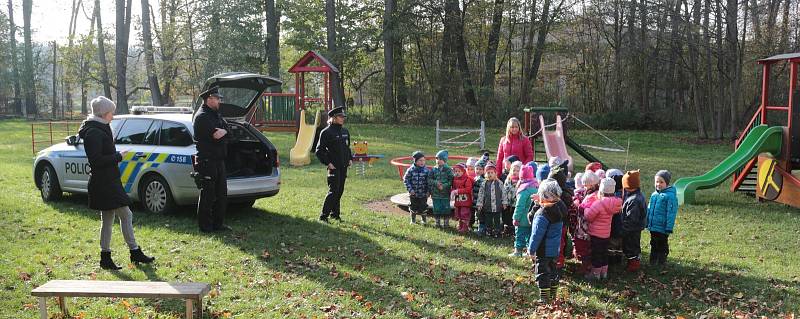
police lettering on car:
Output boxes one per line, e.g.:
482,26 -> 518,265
192,86 -> 232,232
315,106 -> 353,223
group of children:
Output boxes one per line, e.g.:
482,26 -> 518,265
402,150 -> 680,303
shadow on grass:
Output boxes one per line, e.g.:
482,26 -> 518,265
45,195 -> 798,316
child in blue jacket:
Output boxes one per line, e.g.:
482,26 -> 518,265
527,179 -> 566,304
404,151 -> 430,224
646,170 -> 678,265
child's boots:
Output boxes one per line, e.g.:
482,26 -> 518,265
626,258 -> 641,272
585,267 -> 602,280
537,287 -> 552,304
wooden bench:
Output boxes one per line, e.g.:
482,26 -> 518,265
31,280 -> 210,319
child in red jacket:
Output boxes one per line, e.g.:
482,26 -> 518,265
451,163 -> 474,233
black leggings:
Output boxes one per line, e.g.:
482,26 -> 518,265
590,236 -> 610,268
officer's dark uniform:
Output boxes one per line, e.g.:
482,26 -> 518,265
315,106 -> 353,222
193,86 -> 229,232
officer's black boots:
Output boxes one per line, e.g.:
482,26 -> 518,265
319,216 -> 330,223
100,251 -> 122,270
130,248 -> 155,264
330,215 -> 342,222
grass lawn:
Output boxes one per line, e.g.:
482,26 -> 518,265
0,118 -> 798,318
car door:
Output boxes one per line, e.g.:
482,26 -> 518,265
114,118 -> 158,194
153,120 -> 196,201
61,119 -> 126,191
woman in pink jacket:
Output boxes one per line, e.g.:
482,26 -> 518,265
584,177 -> 622,280
495,118 -> 533,174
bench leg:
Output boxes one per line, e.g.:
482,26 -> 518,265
38,297 -> 47,319
197,297 -> 203,318
57,296 -> 69,316
185,298 -> 193,319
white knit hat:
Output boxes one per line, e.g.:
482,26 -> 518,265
90,96 -> 116,116
548,156 -> 564,168
574,172 -> 584,188
581,171 -> 600,186
606,168 -> 624,178
538,178 -> 562,201
600,177 -> 616,194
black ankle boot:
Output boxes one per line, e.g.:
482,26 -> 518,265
100,252 -> 122,270
130,248 -> 155,264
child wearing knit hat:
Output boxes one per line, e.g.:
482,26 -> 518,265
571,171 -> 601,275
476,161 -> 508,237
451,163 -> 474,233
466,157 -> 478,179
403,151 -> 430,224
502,161 -> 524,236
526,179 -> 567,304
584,177 -> 623,280
428,150 -> 454,228
621,170 -> 646,272
472,158 -> 488,233
510,164 -> 538,257
646,170 -> 678,265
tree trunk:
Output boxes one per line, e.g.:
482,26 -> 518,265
456,4 -> 477,113
264,0 -> 281,83
725,0 -> 739,136
687,0 -> 707,138
703,0 -> 715,137
22,0 -> 35,116
439,0 -> 461,118
713,0 -> 724,139
141,0 -> 162,106
8,0 -> 22,115
382,0 -> 395,120
52,42 -> 58,118
156,0 -> 178,105
480,0 -> 504,113
95,0 -> 112,99
115,0 -> 133,114
520,0 -> 553,107
395,37 -> 409,113
80,8 -> 96,115
325,0 -> 345,108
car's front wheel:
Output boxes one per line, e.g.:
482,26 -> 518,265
38,163 -> 63,201
139,174 -> 176,214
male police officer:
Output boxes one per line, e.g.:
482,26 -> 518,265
315,106 -> 353,223
193,86 -> 231,232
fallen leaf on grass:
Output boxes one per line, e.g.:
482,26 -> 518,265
401,291 -> 414,302
261,249 -> 271,260
18,272 -> 31,282
320,304 -> 337,313
734,292 -> 744,299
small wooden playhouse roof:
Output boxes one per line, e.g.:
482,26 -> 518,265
288,51 -> 340,73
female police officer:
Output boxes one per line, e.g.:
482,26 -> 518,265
315,106 -> 353,223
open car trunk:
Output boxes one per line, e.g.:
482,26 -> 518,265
225,122 -> 278,178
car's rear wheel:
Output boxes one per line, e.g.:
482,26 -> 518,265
39,164 -> 63,201
139,174 -> 176,214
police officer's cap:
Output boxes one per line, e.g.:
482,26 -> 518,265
327,106 -> 347,118
199,86 -> 224,99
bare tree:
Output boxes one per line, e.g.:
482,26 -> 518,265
95,0 -> 112,99
7,0 -> 21,115
141,0 -> 163,105
115,0 -> 133,113
325,0 -> 345,108
22,0 -> 35,116
480,0 -> 505,114
383,0 -> 395,120
264,0 -> 281,83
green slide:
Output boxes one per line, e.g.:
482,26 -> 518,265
675,125 -> 783,205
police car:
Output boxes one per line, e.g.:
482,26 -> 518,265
33,72 -> 282,214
